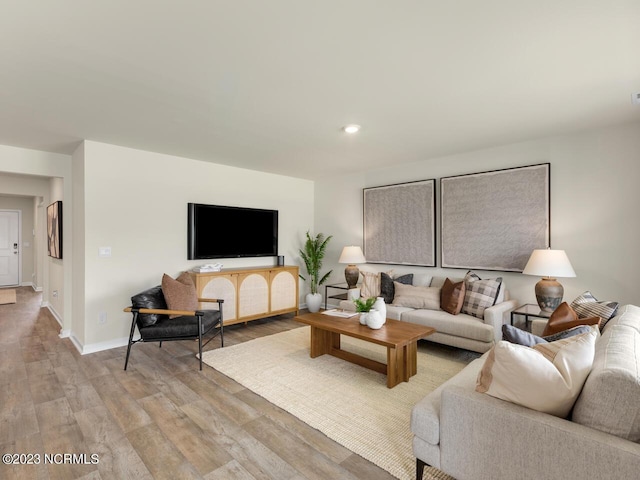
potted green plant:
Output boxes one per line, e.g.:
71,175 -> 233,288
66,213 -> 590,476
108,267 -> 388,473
354,296 -> 375,326
299,231 -> 333,312
354,297 -> 376,313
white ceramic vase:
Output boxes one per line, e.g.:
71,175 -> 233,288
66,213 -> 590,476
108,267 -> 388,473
306,293 -> 322,313
366,309 -> 384,329
359,312 -> 368,325
373,297 -> 387,325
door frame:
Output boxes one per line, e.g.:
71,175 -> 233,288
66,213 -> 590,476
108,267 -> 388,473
0,209 -> 22,287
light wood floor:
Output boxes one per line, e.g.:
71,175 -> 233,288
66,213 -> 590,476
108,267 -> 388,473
0,287 -> 397,480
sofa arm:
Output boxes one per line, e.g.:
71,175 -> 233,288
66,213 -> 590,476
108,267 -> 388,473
483,298 -> 519,343
440,385 -> 640,480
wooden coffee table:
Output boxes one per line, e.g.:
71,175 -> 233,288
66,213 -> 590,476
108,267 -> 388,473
294,312 -> 435,388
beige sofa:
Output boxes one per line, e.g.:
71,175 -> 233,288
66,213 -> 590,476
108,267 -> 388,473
411,304 -> 640,480
339,275 -> 519,354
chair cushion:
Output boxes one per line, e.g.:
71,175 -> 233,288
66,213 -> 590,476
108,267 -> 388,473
139,310 -> 222,340
131,285 -> 168,327
162,272 -> 198,318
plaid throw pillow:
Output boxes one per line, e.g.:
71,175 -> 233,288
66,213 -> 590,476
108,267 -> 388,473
570,291 -> 618,330
461,271 -> 502,319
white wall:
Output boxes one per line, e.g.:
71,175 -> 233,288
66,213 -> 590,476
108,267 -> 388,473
48,177 -> 65,318
78,141 -> 314,351
315,121 -> 640,308
0,195 -> 35,285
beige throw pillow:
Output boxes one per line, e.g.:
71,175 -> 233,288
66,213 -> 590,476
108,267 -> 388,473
360,271 -> 381,298
162,272 -> 198,318
476,327 -> 598,418
392,282 -> 441,310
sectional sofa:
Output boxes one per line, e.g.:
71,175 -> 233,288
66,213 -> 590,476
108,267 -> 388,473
411,304 -> 640,480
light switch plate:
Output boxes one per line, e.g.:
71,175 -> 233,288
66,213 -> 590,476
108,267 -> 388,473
99,247 -> 112,257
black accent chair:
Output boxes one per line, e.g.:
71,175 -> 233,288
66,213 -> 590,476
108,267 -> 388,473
123,285 -> 224,370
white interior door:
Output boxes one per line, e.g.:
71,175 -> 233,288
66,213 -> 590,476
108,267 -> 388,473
0,211 -> 20,287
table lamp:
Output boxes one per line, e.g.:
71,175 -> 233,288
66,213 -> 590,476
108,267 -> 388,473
522,249 -> 576,312
338,246 -> 366,289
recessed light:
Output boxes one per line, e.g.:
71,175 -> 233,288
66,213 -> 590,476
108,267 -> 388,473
343,124 -> 361,134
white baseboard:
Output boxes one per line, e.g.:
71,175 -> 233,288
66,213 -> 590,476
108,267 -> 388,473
69,334 -> 83,354
80,336 -> 130,355
65,332 -> 130,355
21,281 -> 33,287
32,284 -> 43,292
46,303 -> 64,329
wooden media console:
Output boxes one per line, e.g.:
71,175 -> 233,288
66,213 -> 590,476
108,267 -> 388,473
190,266 -> 299,326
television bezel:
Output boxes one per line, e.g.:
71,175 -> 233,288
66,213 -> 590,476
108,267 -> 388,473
187,203 -> 278,260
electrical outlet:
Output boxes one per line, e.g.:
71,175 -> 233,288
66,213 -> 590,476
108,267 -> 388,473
98,312 -> 107,325
52,290 -> 58,297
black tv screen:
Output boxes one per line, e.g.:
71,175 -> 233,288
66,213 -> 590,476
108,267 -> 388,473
188,203 -> 278,259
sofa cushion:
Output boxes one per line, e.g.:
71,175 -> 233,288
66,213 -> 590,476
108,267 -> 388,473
440,278 -> 466,315
461,271 -> 502,319
402,309 -> 495,343
476,329 -> 598,418
572,324 -> 640,441
542,302 -> 601,336
411,355 -> 486,445
502,324 -> 594,347
392,282 -> 440,310
131,285 -> 168,327
162,272 -> 199,318
570,291 -> 618,329
607,304 -> 640,333
380,272 -> 413,303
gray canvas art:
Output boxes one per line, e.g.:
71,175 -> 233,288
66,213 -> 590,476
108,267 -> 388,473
440,164 -> 549,271
364,179 -> 435,266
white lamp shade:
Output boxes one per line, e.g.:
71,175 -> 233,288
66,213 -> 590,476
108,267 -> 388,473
522,249 -> 576,278
338,246 -> 366,264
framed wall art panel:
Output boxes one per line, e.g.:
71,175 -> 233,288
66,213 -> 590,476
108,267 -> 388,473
47,200 -> 63,259
363,179 -> 436,266
440,163 -> 549,271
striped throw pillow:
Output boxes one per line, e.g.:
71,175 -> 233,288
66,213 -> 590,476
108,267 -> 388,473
570,291 -> 618,330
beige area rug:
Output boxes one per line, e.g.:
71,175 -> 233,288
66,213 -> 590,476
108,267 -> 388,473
0,289 -> 16,305
201,326 -> 478,480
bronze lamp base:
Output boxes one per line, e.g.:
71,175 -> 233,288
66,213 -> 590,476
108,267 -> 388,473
344,264 -> 359,289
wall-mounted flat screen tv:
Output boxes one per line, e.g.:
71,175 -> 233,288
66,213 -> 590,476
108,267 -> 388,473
188,203 -> 278,259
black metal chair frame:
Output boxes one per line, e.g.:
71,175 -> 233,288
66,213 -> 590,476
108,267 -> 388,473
123,298 -> 224,371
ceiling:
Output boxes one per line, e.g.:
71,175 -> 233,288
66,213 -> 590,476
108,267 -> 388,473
1,1 -> 639,180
